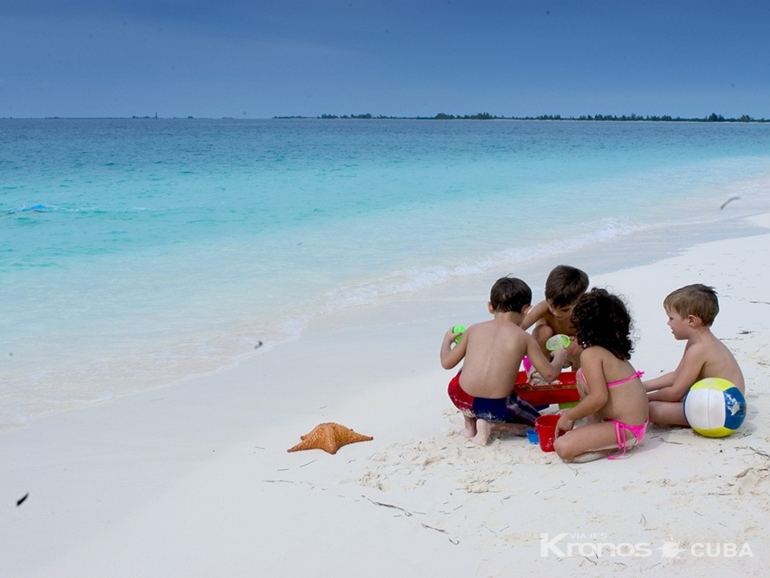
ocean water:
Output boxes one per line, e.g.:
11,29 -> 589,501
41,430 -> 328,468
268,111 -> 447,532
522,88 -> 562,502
2,118 -> 770,430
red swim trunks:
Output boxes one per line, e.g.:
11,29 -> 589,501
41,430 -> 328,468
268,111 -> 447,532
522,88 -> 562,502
447,372 -> 540,427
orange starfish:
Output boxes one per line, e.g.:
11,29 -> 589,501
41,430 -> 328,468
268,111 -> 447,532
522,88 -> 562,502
287,422 -> 373,455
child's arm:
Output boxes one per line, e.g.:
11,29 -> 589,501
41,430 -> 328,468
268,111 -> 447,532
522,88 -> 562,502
556,350 -> 608,431
440,327 -> 467,369
525,333 -> 567,383
643,371 -> 676,393
521,301 -> 548,331
646,345 -> 705,402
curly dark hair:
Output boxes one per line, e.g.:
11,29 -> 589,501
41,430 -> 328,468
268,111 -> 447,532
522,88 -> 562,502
571,287 -> 634,360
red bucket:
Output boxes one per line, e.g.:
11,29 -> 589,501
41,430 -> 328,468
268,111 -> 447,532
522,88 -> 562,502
535,414 -> 561,452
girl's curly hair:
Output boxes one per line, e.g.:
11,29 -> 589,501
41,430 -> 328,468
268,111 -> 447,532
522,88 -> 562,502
571,287 -> 634,360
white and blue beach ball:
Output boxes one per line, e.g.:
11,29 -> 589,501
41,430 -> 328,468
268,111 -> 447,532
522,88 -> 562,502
683,378 -> 747,437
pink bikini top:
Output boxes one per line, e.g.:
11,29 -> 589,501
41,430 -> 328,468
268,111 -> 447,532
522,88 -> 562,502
578,369 -> 644,387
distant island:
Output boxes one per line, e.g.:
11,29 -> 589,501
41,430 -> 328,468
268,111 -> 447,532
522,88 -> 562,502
274,112 -> 769,123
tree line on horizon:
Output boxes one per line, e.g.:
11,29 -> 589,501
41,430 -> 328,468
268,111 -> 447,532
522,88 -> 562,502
273,112 -> 768,122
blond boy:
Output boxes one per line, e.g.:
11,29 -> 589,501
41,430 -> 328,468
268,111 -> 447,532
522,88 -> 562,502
645,284 -> 745,426
440,276 -> 567,446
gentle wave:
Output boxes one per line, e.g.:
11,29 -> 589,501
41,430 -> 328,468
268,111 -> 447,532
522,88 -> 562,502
2,119 -> 770,432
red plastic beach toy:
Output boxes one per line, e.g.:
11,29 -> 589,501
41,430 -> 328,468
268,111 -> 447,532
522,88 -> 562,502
513,370 -> 580,407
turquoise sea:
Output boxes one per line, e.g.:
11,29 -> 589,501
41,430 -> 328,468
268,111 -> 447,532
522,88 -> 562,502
2,118 -> 770,430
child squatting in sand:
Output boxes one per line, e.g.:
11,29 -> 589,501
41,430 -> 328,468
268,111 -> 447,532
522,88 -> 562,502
553,288 -> 649,462
440,276 -> 567,446
522,265 -> 589,370
644,284 -> 745,426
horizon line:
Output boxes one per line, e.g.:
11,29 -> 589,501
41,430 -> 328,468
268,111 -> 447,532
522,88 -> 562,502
2,112 -> 769,123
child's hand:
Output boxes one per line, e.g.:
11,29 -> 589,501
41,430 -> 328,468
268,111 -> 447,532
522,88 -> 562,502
556,413 -> 574,434
446,326 -> 464,344
440,326 -> 467,369
528,371 -> 548,386
550,346 -> 568,368
566,336 -> 581,358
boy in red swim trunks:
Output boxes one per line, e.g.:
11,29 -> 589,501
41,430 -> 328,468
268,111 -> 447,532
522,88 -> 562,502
440,276 -> 568,446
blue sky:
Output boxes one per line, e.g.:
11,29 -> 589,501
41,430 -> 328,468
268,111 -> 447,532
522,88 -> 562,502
2,0 -> 768,119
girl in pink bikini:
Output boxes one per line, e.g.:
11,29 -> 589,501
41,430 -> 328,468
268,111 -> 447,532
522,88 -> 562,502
553,288 -> 649,462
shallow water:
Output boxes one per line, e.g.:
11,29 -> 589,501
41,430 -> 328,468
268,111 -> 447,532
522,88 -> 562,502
2,118 -> 770,429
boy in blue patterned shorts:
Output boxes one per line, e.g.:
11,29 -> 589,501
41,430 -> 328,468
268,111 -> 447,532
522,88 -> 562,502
440,276 -> 567,446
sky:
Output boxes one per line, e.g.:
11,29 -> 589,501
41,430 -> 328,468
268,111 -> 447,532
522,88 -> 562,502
1,0 -> 769,119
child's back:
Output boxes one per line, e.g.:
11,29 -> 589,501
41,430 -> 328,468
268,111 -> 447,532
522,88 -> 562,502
686,330 -> 745,393
458,317 -> 529,399
581,346 -> 648,428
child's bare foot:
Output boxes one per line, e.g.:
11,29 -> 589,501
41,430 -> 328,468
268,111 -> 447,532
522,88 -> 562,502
471,419 -> 491,446
460,415 -> 477,438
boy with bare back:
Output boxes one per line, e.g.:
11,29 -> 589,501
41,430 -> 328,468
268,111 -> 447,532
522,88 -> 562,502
645,284 -> 745,426
440,276 -> 568,446
522,265 -> 589,370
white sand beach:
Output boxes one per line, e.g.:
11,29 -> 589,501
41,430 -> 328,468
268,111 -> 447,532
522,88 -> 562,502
2,214 -> 770,577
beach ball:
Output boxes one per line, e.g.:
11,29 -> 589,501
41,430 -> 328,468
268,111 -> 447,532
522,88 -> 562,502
683,378 -> 747,437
